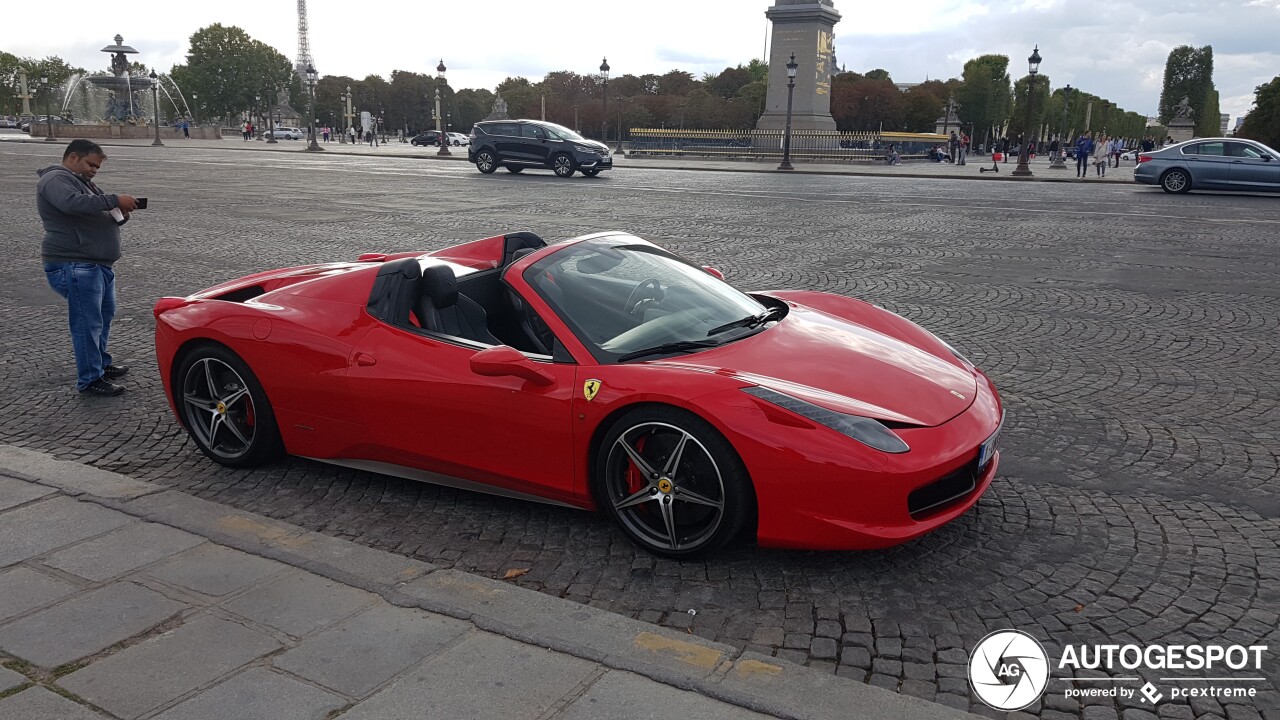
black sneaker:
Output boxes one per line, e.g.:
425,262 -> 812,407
103,364 -> 129,379
80,378 -> 125,396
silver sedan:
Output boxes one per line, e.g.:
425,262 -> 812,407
1135,138 -> 1280,194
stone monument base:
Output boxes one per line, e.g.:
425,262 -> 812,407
1166,118 -> 1194,144
755,111 -> 836,132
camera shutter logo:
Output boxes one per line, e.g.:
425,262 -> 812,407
969,630 -> 1050,711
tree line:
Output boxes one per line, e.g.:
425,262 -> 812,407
9,31 -> 1273,150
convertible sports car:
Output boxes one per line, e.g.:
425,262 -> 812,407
154,231 -> 1003,557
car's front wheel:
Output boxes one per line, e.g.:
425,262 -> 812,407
475,150 -> 498,174
1161,168 -> 1191,194
552,153 -> 576,178
594,406 -> 754,558
177,344 -> 282,468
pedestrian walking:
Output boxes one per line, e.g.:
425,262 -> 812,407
181,119 -> 190,139
348,126 -> 356,144
948,131 -> 959,164
958,132 -> 969,165
1093,133 -> 1109,177
242,121 -> 250,141
1110,137 -> 1122,168
37,140 -> 140,396
322,126 -> 330,143
1075,132 -> 1093,178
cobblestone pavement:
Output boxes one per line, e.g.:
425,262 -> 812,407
2,143 -> 1278,720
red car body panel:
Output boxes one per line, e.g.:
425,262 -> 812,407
155,232 -> 1004,551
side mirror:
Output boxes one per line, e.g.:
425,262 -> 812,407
470,346 -> 554,386
702,266 -> 725,281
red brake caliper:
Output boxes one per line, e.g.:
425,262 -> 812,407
625,433 -> 648,495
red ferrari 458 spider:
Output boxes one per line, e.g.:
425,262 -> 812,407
154,231 -> 1003,557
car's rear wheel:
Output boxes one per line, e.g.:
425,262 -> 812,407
1161,169 -> 1191,194
476,150 -> 498,174
506,166 -> 523,174
552,153 -> 576,178
177,344 -> 282,468
582,169 -> 601,177
595,406 -> 754,558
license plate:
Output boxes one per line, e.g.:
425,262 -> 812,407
977,413 -> 1005,468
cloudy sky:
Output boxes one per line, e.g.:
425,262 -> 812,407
3,0 -> 1275,123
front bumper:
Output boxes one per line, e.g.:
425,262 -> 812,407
577,154 -> 613,170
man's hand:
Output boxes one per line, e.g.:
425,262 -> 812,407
117,195 -> 138,212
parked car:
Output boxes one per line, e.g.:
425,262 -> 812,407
468,119 -> 613,177
153,230 -> 1002,556
265,127 -> 305,140
1134,138 -> 1280,193
0,117 -> 17,129
447,132 -> 469,146
411,130 -> 446,146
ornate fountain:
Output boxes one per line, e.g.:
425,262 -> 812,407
89,35 -> 144,123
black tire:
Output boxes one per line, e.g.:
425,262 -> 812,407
1161,169 -> 1191,194
594,406 -> 754,558
552,153 -> 576,178
582,169 -> 601,177
176,344 -> 282,468
506,166 -> 523,174
475,150 -> 498,174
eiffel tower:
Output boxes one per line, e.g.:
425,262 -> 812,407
295,0 -> 315,84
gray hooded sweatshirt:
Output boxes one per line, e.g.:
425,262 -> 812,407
37,165 -> 123,267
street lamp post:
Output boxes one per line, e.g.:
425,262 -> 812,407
149,70 -> 164,147
1049,83 -> 1071,169
190,93 -> 197,125
599,57 -> 610,143
305,64 -> 323,152
435,60 -> 451,156
253,94 -> 261,140
342,86 -> 352,144
41,74 -> 56,142
266,86 -> 278,143
614,98 -> 626,155
1012,45 -> 1041,178
777,53 -> 798,171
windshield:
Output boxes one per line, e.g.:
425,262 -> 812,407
524,239 -> 772,362
542,122 -> 587,142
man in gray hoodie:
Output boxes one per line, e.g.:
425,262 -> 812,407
38,139 -> 139,396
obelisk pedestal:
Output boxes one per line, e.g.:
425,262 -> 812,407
756,0 -> 841,132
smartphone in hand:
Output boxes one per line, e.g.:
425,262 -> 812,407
135,197 -> 148,210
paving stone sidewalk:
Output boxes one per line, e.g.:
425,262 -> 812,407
0,445 -> 976,720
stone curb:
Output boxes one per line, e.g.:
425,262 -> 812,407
0,444 -> 981,720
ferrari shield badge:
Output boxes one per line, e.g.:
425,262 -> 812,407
583,379 -> 602,402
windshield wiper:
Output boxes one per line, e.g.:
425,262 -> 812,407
706,305 -> 785,337
616,339 -> 722,363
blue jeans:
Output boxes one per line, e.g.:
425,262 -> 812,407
44,262 -> 115,390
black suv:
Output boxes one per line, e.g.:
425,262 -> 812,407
468,120 -> 612,178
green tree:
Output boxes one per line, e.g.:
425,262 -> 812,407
706,66 -> 753,99
865,68 -> 892,82
955,54 -> 1011,147
901,80 -> 949,132
1158,44 -> 1216,135
167,24 -> 294,123
1008,73 -> 1051,140
1239,75 -> 1280,148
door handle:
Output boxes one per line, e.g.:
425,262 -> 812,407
354,352 -> 377,367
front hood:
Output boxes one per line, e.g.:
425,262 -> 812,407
574,139 -> 609,151
658,306 -> 976,427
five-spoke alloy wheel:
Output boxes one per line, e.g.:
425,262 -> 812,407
178,345 -> 282,467
595,407 -> 753,557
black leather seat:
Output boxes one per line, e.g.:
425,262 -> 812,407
505,248 -> 559,354
416,265 -> 500,345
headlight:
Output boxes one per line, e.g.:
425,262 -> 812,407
743,387 -> 910,454
574,144 -> 600,154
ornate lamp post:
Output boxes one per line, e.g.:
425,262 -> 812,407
777,53 -> 798,171
435,59 -> 450,156
253,94 -> 261,139
341,86 -> 352,143
1049,83 -> 1071,169
305,63 -> 323,152
614,97 -> 627,155
1012,45 -> 1041,178
41,74 -> 56,142
149,70 -> 164,147
599,57 -> 609,142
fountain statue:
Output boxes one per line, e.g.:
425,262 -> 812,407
87,35 -> 145,123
